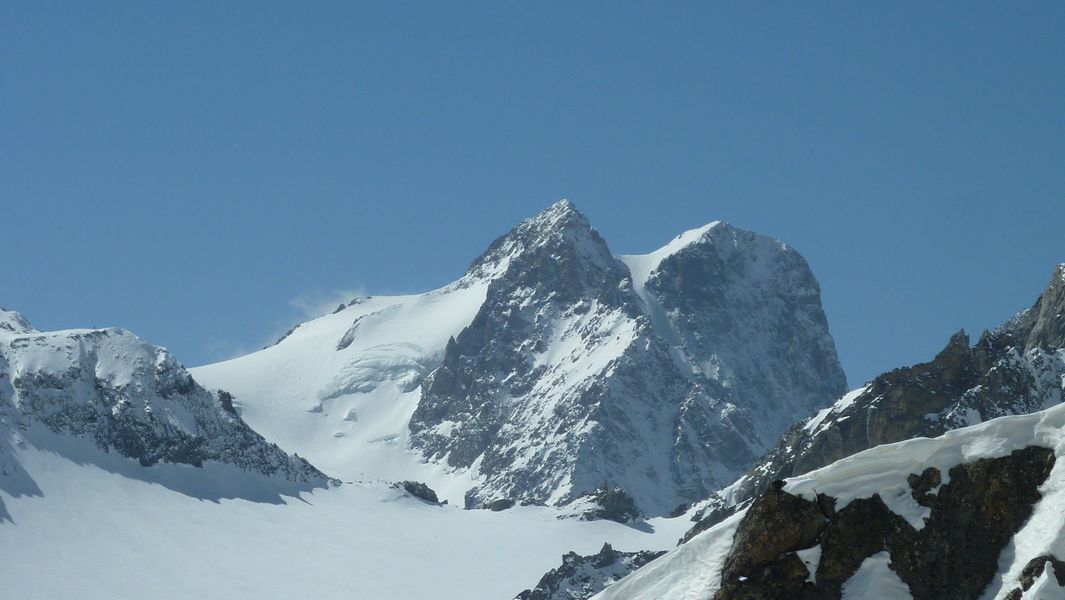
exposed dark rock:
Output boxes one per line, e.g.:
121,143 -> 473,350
396,480 -> 440,504
576,487 -> 642,524
217,390 -> 238,415
335,313 -> 369,351
907,467 -> 941,505
1020,554 -> 1065,589
719,484 -> 826,583
816,495 -> 912,596
891,447 -> 1057,599
715,551 -> 815,600
714,447 -> 1055,600
486,498 -> 516,511
265,324 -> 301,349
515,543 -> 664,600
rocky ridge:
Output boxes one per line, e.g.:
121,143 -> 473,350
516,543 -> 665,600
0,308 -> 331,485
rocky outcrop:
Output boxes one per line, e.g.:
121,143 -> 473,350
687,265 -> 1065,538
1004,555 -> 1065,599
409,200 -> 846,514
573,487 -> 642,524
718,481 -> 830,584
515,543 -> 664,600
715,446 -> 1055,600
395,480 -> 441,504
485,498 -> 516,511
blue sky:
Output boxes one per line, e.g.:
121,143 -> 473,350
3,2 -> 1063,386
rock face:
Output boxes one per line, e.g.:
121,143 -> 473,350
688,265 -> 1065,536
0,309 -> 330,485
410,200 -> 845,514
516,543 -> 664,600
396,480 -> 440,504
1014,264 -> 1065,352
715,447 -> 1055,600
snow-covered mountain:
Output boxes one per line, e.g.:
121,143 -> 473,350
6,211 -> 1063,600
0,307 -> 331,497
0,312 -> 694,600
192,200 -> 846,514
684,265 -> 1065,540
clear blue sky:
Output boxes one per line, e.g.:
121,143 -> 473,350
3,2 -> 1063,387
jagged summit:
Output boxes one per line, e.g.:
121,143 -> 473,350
463,199 -> 617,284
0,306 -> 37,334
530,198 -> 584,227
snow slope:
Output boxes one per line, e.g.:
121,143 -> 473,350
192,282 -> 490,503
0,424 -> 693,600
596,402 -> 1065,599
594,511 -> 744,600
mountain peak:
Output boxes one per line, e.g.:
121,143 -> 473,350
529,198 -> 584,227
518,199 -> 596,243
463,199 -> 613,282
0,306 -> 37,334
